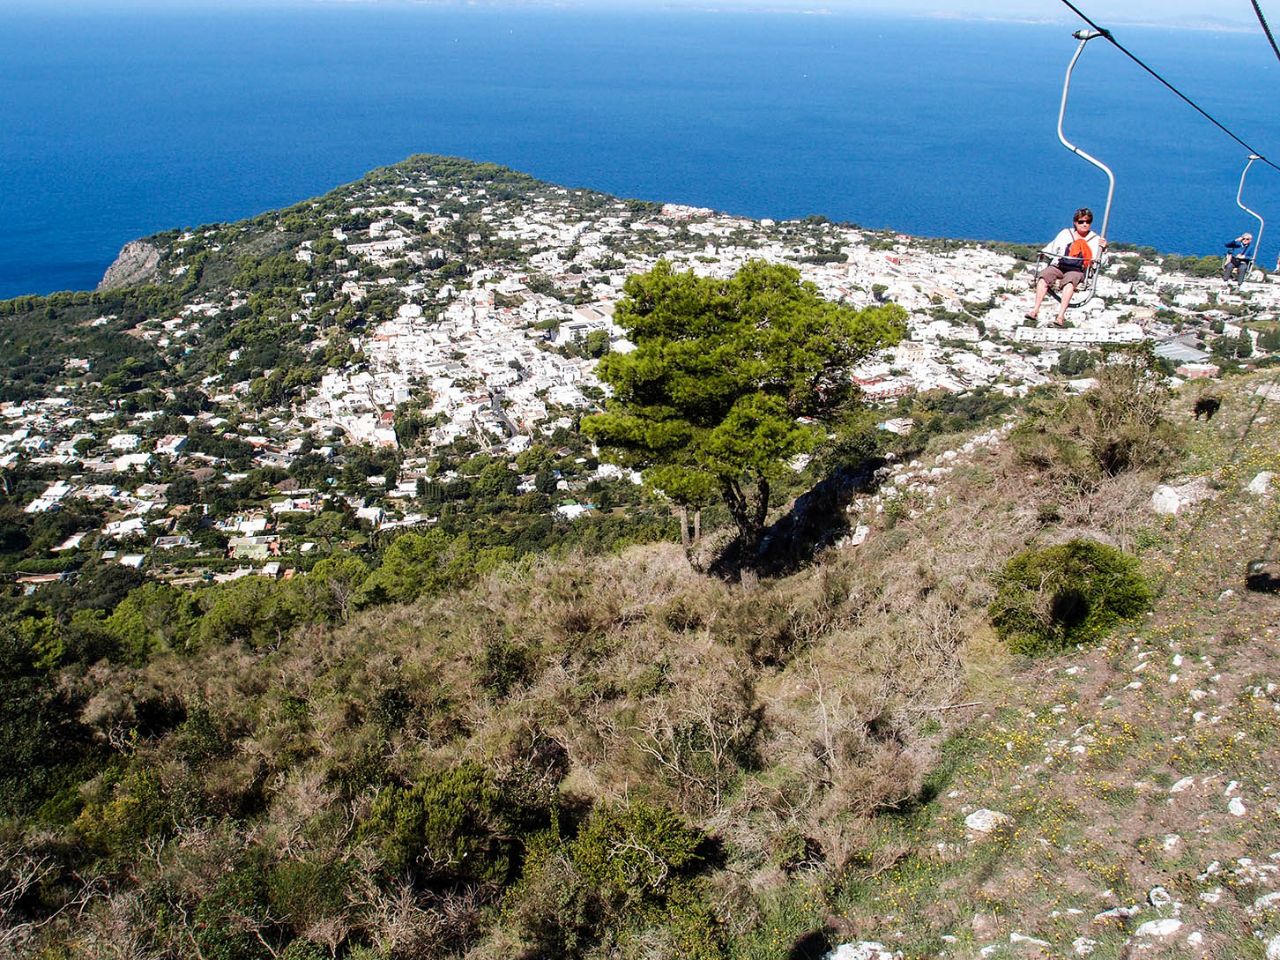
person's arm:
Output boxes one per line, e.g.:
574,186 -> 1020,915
1042,229 -> 1069,258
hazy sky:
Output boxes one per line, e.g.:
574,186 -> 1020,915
7,0 -> 1260,24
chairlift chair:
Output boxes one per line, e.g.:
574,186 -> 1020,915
1228,154 -> 1265,286
1032,30 -> 1115,311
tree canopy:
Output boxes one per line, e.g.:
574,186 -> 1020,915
583,260 -> 906,563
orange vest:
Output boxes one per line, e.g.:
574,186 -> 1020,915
1066,237 -> 1094,269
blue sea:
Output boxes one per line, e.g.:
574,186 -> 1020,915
3,4 -> 1280,299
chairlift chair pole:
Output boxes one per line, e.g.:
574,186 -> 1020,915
1040,29 -> 1115,310
1058,30 -> 1115,243
1234,154 -> 1265,284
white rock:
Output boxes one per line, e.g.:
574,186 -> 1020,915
1151,478 -> 1213,515
824,943 -> 901,960
1199,888 -> 1222,904
1148,886 -> 1173,907
1073,937 -> 1097,956
1162,834 -> 1181,851
841,524 -> 871,548
965,809 -> 1014,834
1267,934 -> 1280,960
1170,776 -> 1196,793
1247,471 -> 1274,495
1253,891 -> 1280,912
1135,918 -> 1182,938
1186,931 -> 1204,947
1229,797 -> 1247,817
1151,486 -> 1182,515
1010,932 -> 1049,946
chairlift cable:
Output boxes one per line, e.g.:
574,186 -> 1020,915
1249,0 -> 1280,64
1055,0 -> 1280,173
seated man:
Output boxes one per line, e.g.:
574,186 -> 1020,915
1223,232 -> 1254,284
1025,207 -> 1107,326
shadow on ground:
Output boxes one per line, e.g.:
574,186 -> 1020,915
786,927 -> 833,960
710,457 -> 886,580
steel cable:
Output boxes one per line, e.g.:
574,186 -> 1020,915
1250,0 -> 1280,64
1055,0 -> 1280,173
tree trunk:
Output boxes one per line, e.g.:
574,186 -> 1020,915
720,476 -> 767,560
753,475 -> 770,532
693,510 -> 701,543
677,504 -> 690,552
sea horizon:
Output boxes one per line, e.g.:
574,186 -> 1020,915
3,4 -> 1278,299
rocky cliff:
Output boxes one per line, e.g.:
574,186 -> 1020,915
97,239 -> 161,289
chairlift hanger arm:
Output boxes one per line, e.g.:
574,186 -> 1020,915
1057,29 -> 1115,242
1236,154 -> 1265,260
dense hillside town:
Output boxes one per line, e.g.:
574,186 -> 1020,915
1,155 -> 1276,585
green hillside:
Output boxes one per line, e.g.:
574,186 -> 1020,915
5,351 -> 1278,958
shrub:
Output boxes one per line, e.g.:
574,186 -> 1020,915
663,880 -> 727,960
477,632 -> 533,699
571,801 -> 704,901
633,677 -> 761,813
174,705 -> 230,769
0,625 -> 97,816
989,539 -> 1153,654
1083,354 -> 1179,475
267,857 -> 354,935
510,804 -> 711,958
197,576 -> 298,650
361,763 -> 522,888
279,942 -> 327,960
1011,350 -> 1179,488
192,861 -> 274,960
74,767 -> 174,854
508,839 -> 602,959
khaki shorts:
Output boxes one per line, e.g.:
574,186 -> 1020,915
1040,264 -> 1085,288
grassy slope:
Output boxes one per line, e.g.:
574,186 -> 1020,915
744,369 -> 1280,960
15,371 -> 1280,959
